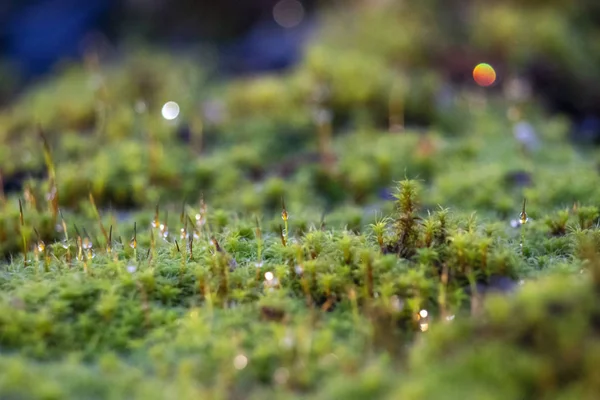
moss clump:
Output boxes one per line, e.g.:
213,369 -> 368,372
398,234 -> 600,400
2,1 -> 600,397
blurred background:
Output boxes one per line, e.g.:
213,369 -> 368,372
2,0 -> 600,225
0,0 -> 318,84
1,0 -> 599,126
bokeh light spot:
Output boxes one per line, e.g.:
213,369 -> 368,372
161,101 -> 180,120
234,354 -> 248,370
473,63 -> 496,87
273,0 -> 305,28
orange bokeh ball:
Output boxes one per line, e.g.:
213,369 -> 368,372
473,63 -> 496,87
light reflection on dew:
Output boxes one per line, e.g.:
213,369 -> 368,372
233,354 -> 248,370
161,101 -> 180,120
418,309 -> 429,332
264,271 -> 279,290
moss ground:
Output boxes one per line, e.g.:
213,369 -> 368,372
2,2 -> 600,398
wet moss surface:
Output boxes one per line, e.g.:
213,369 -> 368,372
2,2 -> 600,398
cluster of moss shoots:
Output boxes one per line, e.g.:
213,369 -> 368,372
1,4 -> 600,394
0,123 -> 600,399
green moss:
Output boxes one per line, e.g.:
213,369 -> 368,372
2,2 -> 600,397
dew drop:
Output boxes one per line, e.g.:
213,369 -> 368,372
161,101 -> 180,120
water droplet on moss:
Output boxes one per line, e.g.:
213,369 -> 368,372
233,354 -> 248,370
